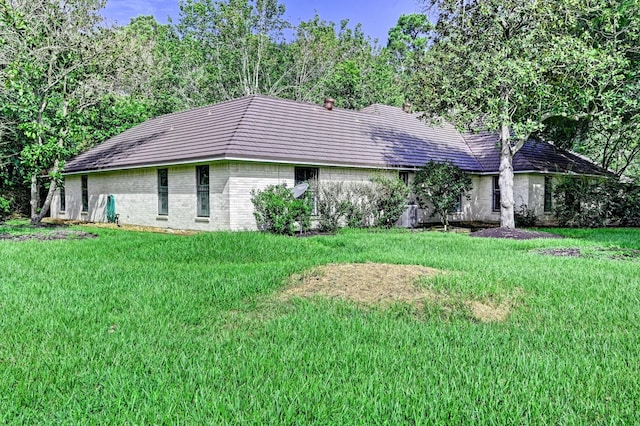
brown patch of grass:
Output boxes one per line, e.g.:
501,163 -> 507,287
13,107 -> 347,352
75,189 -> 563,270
281,263 -> 518,323
467,300 -> 511,323
45,219 -> 197,235
282,263 -> 441,306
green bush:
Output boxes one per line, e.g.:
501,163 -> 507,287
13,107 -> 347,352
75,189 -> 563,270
370,174 -> 410,228
412,161 -> 472,230
0,196 -> 11,222
343,183 -> 377,228
250,184 -> 312,235
553,177 -> 640,227
315,177 -> 408,231
514,204 -> 538,227
315,182 -> 352,232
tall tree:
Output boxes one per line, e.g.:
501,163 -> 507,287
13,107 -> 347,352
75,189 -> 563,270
285,17 -> 403,108
177,0 -> 289,103
413,0 -> 620,227
0,0 -> 155,223
567,0 -> 640,179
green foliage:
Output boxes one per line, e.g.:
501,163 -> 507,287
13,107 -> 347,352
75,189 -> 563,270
413,0 -> 625,227
0,0 -> 160,223
251,184 -> 312,235
386,13 -> 431,92
0,196 -> 11,222
370,174 -> 410,228
514,204 -> 538,228
413,161 -> 472,230
553,177 -> 640,227
315,176 -> 408,231
341,183 -> 377,228
315,182 -> 351,232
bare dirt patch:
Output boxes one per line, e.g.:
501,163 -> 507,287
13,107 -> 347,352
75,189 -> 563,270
281,263 -> 515,323
470,228 -> 563,240
534,247 -> 640,260
45,219 -> 197,235
0,230 -> 97,242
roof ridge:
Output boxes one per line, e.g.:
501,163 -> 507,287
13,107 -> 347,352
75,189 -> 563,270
224,95 -> 258,154
450,131 -> 487,173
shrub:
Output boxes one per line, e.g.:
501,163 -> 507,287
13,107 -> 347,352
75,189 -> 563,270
314,176 -> 409,231
343,183 -> 377,228
315,182 -> 351,232
612,181 -> 640,226
250,184 -> 312,235
0,196 -> 11,222
553,177 -> 640,227
370,174 -> 410,228
412,161 -> 472,230
514,204 -> 537,227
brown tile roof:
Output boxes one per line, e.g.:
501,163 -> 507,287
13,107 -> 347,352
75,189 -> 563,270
464,132 -> 609,176
64,95 -> 608,177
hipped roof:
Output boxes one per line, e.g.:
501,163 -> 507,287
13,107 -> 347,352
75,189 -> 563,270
65,95 -> 607,176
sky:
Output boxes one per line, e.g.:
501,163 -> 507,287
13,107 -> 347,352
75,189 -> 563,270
101,0 -> 425,45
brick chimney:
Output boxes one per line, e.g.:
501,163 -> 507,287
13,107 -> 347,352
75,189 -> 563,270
323,98 -> 335,110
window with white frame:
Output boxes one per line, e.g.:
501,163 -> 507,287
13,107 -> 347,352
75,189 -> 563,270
295,167 -> 319,215
81,175 -> 88,212
158,169 -> 168,215
196,165 -> 210,217
492,176 -> 501,212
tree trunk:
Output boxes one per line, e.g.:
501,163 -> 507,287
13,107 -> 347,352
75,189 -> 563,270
29,174 -> 40,224
499,123 -> 516,228
32,179 -> 57,225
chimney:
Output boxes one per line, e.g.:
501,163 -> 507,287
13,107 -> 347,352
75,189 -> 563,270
402,102 -> 412,113
323,98 -> 335,110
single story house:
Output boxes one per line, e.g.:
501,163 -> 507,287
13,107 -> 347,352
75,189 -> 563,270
54,95 -> 608,231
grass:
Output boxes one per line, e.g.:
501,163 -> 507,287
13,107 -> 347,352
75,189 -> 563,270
1,224 -> 639,424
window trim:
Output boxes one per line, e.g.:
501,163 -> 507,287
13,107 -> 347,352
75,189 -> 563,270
196,165 -> 210,218
399,171 -> 410,186
295,167 -> 319,216
492,176 -> 501,212
158,169 -> 169,216
59,179 -> 66,212
544,176 -> 553,213
81,175 -> 88,213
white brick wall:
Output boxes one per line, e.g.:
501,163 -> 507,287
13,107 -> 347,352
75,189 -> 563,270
53,165 -> 231,231
227,163 -> 376,230
52,161 -> 558,231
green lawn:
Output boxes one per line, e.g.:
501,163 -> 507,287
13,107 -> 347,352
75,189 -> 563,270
1,225 -> 639,424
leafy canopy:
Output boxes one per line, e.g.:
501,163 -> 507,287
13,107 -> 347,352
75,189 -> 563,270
412,161 -> 472,230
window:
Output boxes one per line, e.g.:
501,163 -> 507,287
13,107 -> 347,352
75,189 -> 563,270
399,171 -> 409,186
492,176 -> 501,212
295,167 -> 319,215
455,194 -> 462,213
81,175 -> 88,212
544,176 -> 552,213
59,179 -> 66,211
158,169 -> 168,215
196,165 -> 210,217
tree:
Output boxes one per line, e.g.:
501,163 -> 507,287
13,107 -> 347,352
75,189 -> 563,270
413,161 -> 472,231
177,0 -> 289,103
562,1 -> 640,179
413,0 -> 620,227
386,13 -> 431,91
0,0 -> 157,224
285,17 -> 403,109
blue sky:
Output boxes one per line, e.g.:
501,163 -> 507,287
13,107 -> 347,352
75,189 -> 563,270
101,0 -> 425,45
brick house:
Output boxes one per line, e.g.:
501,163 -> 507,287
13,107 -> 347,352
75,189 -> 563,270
53,95 -> 608,231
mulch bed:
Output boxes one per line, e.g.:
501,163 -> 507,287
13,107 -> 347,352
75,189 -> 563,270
469,228 -> 564,240
0,230 -> 98,242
